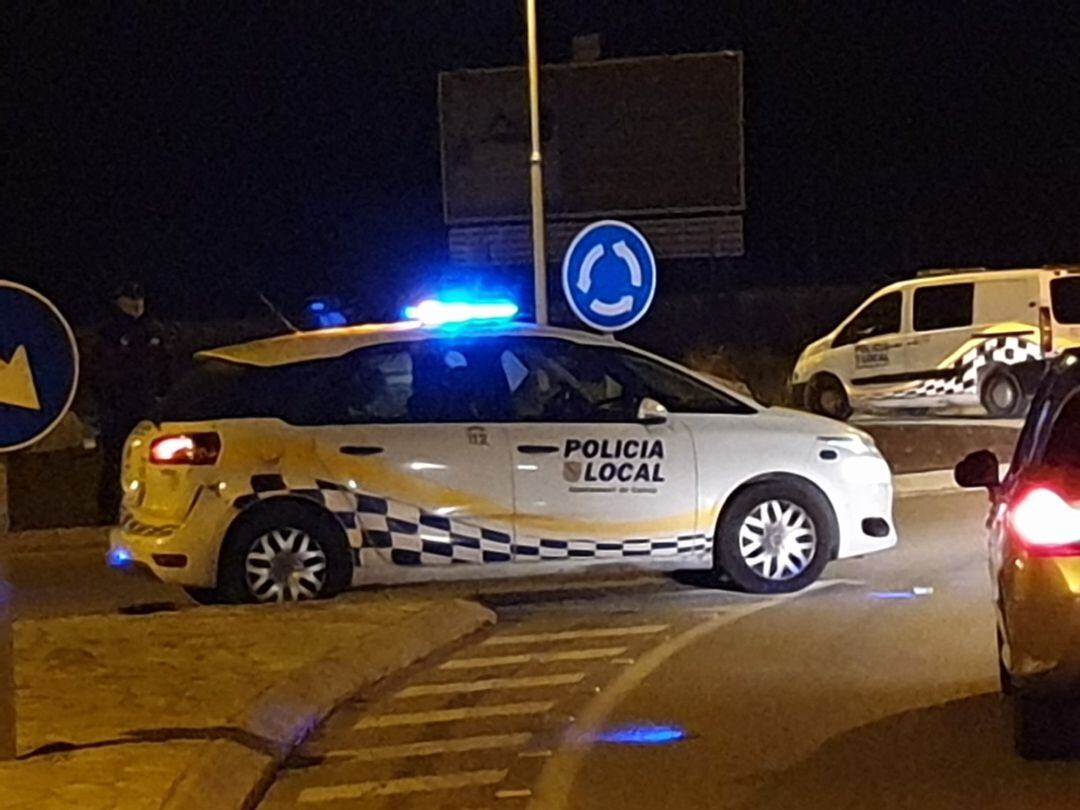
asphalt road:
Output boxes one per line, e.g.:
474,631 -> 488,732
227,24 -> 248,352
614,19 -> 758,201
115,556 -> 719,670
259,491 -> 1080,809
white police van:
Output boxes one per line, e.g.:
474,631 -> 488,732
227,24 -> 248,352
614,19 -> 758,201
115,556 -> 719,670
792,267 -> 1080,419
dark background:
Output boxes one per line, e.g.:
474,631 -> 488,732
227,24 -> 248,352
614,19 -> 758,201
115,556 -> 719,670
5,1 -> 1080,326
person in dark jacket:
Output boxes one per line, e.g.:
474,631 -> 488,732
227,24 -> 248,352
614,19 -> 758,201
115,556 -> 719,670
96,282 -> 170,522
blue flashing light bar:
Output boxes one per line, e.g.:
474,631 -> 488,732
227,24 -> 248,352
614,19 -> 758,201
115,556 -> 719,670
404,298 -> 519,327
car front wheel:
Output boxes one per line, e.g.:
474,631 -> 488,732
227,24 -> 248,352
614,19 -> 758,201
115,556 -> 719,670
715,480 -> 835,594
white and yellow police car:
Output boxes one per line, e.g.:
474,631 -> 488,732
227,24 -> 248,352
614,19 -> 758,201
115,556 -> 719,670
110,302 -> 896,602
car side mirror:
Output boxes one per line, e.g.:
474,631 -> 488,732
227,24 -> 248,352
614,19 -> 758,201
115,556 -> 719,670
637,397 -> 668,425
954,450 -> 1001,490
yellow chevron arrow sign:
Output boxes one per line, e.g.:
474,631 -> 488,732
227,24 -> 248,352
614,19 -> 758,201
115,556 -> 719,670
0,345 -> 41,411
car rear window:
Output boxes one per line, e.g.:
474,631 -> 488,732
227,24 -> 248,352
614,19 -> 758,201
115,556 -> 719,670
1051,277 -> 1080,324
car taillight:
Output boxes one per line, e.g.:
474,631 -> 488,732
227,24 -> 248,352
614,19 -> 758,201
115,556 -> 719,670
1009,487 -> 1080,555
1039,306 -> 1053,356
149,433 -> 221,465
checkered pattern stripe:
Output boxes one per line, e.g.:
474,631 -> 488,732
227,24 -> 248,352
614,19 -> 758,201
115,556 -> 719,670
231,474 -> 711,568
514,533 -> 711,560
867,336 -> 1041,401
120,515 -> 177,538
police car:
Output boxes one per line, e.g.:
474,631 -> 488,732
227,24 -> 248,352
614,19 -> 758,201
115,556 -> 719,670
793,267 -> 1080,419
109,302 -> 896,602
956,353 -> 1080,758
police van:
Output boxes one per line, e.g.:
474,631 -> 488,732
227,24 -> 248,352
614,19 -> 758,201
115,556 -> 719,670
109,303 -> 896,602
792,267 -> 1080,420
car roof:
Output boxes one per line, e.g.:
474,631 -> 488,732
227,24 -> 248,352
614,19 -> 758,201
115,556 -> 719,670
197,320 -> 621,368
872,266 -> 1080,297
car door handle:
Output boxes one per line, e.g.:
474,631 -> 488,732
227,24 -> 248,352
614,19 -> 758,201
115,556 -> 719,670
517,444 -> 560,455
340,445 -> 384,456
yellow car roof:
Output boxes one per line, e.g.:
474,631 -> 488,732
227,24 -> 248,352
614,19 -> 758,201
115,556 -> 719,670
197,320 -> 611,368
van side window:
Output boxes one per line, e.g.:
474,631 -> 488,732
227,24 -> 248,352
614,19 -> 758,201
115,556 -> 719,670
833,292 -> 902,348
913,283 -> 974,332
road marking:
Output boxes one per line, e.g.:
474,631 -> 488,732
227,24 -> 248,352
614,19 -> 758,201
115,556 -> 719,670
326,732 -> 532,761
527,598 -> 790,810
441,647 -> 627,670
481,624 -> 668,646
497,788 -> 533,799
354,700 -> 554,730
298,769 -> 507,802
396,672 -> 585,699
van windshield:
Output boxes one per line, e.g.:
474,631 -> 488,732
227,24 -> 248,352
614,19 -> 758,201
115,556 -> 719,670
1051,277 -> 1080,324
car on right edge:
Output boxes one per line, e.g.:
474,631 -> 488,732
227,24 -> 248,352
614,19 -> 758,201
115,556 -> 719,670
956,352 -> 1080,758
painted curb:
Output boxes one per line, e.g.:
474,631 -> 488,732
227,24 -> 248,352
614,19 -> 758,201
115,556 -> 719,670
159,598 -> 496,810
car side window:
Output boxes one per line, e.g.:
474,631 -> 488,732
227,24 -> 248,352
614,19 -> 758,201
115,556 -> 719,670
605,349 -> 755,414
1041,391 -> 1080,469
498,339 -> 637,423
406,340 -> 512,423
833,292 -> 902,348
913,283 -> 974,332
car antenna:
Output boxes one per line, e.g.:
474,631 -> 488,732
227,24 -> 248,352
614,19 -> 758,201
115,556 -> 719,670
257,291 -> 300,333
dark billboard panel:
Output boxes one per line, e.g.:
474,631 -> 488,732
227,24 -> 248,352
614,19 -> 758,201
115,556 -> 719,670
439,52 -> 744,224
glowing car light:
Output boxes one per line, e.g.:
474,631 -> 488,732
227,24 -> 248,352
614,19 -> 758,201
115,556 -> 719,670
107,547 -> 134,568
1010,488 -> 1080,553
403,299 -> 519,326
595,724 -> 687,745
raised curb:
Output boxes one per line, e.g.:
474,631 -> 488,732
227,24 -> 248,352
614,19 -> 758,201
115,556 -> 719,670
4,526 -> 109,556
159,598 -> 496,810
894,464 -> 1009,498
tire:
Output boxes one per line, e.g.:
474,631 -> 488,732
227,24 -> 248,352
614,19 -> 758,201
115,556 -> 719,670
806,374 -> 853,421
981,367 -> 1025,418
216,500 -> 353,604
1013,689 -> 1076,760
715,479 -> 836,594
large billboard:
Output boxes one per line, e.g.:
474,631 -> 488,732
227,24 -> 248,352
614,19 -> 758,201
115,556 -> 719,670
439,51 -> 745,226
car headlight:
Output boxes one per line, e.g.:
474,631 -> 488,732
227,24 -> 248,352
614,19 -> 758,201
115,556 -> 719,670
818,434 -> 877,455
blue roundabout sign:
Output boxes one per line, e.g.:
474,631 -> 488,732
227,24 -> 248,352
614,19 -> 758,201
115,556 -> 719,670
561,220 -> 657,332
0,282 -> 79,452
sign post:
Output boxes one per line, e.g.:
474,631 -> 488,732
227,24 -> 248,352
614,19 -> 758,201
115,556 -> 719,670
0,280 -> 80,760
562,219 -> 658,332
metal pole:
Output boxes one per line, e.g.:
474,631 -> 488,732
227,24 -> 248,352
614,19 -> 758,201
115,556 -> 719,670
0,457 -> 14,760
526,0 -> 548,325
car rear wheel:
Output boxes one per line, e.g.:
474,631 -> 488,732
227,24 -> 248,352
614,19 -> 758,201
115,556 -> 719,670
217,501 -> 353,604
981,367 -> 1025,418
806,374 -> 853,421
715,480 -> 834,594
1013,689 -> 1077,760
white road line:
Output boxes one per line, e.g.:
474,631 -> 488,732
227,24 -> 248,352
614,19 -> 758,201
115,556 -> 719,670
441,647 -> 627,670
354,700 -> 554,730
396,672 -> 585,699
481,624 -> 669,646
497,788 -> 534,799
326,732 -> 532,761
298,769 -> 507,803
528,584 -> 846,810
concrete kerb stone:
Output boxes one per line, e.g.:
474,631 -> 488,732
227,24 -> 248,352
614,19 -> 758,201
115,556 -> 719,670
5,526 -> 109,556
159,598 -> 496,810
894,464 -> 1010,498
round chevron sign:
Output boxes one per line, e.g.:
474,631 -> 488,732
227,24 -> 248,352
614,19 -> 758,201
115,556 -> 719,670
0,281 -> 79,452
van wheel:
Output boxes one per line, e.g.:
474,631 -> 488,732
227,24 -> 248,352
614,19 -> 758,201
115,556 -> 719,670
217,501 -> 353,604
806,374 -> 852,421
714,480 -> 835,594
981,367 -> 1024,418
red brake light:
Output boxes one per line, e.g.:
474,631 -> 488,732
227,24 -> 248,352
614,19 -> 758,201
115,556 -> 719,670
1010,487 -> 1080,555
149,433 -> 221,466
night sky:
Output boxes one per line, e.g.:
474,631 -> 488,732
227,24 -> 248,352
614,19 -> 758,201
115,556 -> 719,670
6,2 -> 1080,324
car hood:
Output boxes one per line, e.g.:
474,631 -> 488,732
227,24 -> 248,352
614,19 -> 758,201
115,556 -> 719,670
747,406 -> 872,441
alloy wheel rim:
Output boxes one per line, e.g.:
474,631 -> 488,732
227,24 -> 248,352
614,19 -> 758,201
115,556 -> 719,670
245,528 -> 328,602
737,499 -> 818,581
